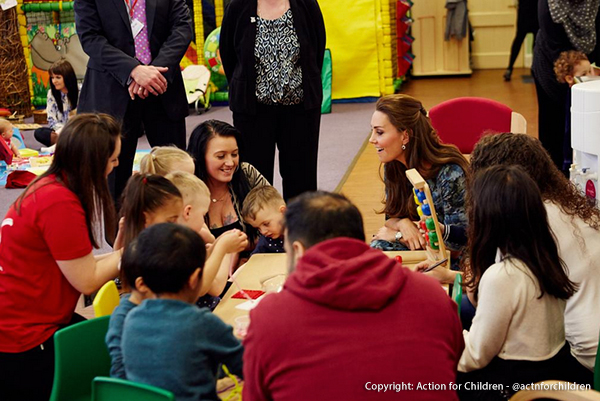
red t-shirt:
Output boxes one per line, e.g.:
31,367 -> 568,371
0,175 -> 92,352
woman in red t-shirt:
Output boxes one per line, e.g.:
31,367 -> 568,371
0,113 -> 123,401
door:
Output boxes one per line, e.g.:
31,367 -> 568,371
470,0 -> 531,69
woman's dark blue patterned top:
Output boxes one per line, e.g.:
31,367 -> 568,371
371,163 -> 467,252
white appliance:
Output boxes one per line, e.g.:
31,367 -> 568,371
570,79 -> 600,201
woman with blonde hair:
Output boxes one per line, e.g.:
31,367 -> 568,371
370,94 -> 469,253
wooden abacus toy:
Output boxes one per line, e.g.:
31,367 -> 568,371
406,168 -> 448,266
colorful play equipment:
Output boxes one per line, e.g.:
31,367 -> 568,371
202,26 -> 229,104
319,0 -> 410,99
406,168 -> 448,267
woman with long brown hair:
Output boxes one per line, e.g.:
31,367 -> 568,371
34,59 -> 79,147
470,132 -> 600,374
370,94 -> 469,253
457,165 -> 585,400
0,113 -> 123,400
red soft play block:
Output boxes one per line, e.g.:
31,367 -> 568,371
232,290 -> 265,299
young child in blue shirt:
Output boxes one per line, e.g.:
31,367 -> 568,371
121,223 -> 243,401
241,185 -> 286,254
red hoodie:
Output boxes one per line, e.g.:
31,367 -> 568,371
242,238 -> 465,401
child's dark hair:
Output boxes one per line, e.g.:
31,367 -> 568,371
119,174 -> 182,252
467,165 -> 577,300
120,241 -> 144,291
48,59 -> 78,114
130,223 -> 206,294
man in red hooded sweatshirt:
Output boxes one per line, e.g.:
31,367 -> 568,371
242,191 -> 465,401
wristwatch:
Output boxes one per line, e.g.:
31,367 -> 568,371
395,231 -> 403,243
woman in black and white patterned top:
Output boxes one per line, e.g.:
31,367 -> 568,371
220,0 -> 326,201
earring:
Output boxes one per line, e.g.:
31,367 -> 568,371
402,145 -> 406,150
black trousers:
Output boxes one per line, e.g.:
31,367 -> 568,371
507,30 -> 536,71
0,313 -> 86,401
33,127 -> 55,147
108,95 -> 187,204
456,343 -> 593,401
233,102 -> 321,201
534,76 -> 567,172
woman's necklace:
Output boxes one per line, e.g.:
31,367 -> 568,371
211,188 -> 229,203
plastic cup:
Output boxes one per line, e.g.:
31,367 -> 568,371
234,315 -> 250,338
261,274 -> 286,294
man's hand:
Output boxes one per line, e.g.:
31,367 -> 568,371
128,81 -> 149,100
130,65 -> 169,96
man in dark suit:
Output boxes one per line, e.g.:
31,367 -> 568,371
75,0 -> 193,201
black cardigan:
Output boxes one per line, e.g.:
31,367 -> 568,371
220,0 -> 326,114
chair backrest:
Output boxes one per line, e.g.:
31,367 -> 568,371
182,65 -> 211,103
509,380 -> 600,400
50,316 -> 111,401
428,97 -> 515,154
451,273 -> 462,317
92,377 -> 175,401
93,280 -> 120,317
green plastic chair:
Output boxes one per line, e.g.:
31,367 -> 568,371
49,316 -> 111,401
451,273 -> 463,317
92,377 -> 174,401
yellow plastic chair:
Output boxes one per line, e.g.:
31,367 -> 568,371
93,280 -> 120,317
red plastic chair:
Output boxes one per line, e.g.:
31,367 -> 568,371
428,97 -> 527,154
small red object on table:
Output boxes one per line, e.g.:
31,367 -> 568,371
395,255 -> 403,264
231,290 -> 265,300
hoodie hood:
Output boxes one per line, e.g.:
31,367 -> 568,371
284,237 -> 408,311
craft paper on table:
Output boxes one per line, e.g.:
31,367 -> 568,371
234,296 -> 264,311
232,290 -> 265,300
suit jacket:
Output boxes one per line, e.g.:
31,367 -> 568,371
220,0 -> 326,115
74,0 -> 192,120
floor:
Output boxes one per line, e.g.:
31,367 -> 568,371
339,68 -> 538,239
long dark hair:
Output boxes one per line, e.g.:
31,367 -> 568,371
471,133 -> 600,230
467,165 -> 577,300
16,113 -> 119,248
119,174 -> 182,252
48,59 -> 78,114
187,119 -> 253,214
376,95 -> 470,219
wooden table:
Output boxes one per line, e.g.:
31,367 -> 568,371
214,250 -> 449,327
